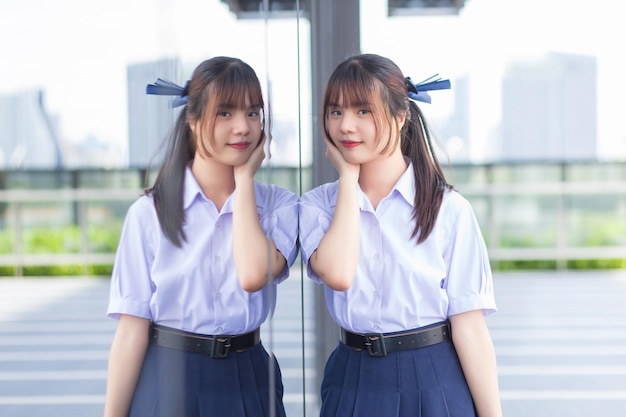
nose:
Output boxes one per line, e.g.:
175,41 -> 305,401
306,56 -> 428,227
338,112 -> 356,133
232,112 -> 250,136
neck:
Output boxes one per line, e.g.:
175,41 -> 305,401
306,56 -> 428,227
359,147 -> 407,208
190,155 -> 235,207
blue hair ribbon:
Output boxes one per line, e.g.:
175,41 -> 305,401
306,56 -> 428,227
146,78 -> 189,108
406,74 -> 451,104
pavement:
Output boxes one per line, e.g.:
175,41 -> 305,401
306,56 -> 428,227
0,269 -> 625,417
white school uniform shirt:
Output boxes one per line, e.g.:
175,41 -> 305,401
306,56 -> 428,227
107,166 -> 299,335
299,163 -> 497,334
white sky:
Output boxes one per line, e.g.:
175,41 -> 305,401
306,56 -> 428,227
360,0 -> 626,160
0,0 -> 624,161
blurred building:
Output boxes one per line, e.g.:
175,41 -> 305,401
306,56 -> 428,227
438,74 -> 470,162
498,52 -> 597,161
127,58 -> 181,169
0,90 -> 62,169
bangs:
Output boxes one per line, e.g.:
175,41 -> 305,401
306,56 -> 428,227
212,66 -> 264,110
325,69 -> 379,110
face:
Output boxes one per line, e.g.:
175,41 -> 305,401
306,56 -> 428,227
326,95 -> 403,165
190,94 -> 262,167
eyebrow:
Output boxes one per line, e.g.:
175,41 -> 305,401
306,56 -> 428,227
328,100 -> 370,108
217,102 -> 262,110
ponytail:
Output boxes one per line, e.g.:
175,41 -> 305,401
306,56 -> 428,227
145,108 -> 195,247
401,101 -> 453,244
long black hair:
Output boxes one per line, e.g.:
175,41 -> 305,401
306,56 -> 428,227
322,53 -> 453,243
146,56 -> 266,247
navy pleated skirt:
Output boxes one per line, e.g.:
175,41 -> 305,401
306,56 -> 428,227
128,341 -> 286,417
320,339 -> 476,417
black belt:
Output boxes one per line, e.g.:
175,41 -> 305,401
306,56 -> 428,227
340,321 -> 451,357
151,325 -> 260,359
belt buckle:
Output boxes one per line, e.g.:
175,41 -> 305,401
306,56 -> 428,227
210,336 -> 231,358
364,333 -> 387,357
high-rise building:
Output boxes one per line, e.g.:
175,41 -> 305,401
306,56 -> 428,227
0,90 -> 62,169
127,58 -> 181,168
438,75 -> 470,162
499,52 -> 597,161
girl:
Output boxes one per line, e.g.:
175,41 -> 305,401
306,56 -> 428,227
299,54 -> 503,417
104,56 -> 298,417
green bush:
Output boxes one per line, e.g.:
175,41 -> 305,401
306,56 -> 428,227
22,265 -> 85,276
567,258 -> 625,269
0,221 -> 623,276
0,226 -> 120,276
89,264 -> 114,276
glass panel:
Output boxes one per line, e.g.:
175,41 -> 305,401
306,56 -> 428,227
0,1 -> 309,415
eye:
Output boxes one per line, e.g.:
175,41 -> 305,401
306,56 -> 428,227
248,110 -> 260,118
218,111 -> 231,117
358,109 -> 370,115
329,109 -> 342,116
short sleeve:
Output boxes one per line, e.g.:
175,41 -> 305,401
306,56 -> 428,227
298,185 -> 335,283
260,185 -> 299,283
442,196 -> 497,316
106,197 -> 157,320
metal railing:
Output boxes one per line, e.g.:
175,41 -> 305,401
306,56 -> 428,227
0,163 -> 624,276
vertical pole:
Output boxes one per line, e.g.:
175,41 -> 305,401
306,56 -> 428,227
307,0 -> 361,398
557,162 -> 567,271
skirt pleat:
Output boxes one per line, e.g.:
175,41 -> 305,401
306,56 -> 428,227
128,342 -> 286,417
320,340 -> 476,417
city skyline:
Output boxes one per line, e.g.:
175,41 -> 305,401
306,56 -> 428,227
0,49 -> 602,169
0,0 -> 624,166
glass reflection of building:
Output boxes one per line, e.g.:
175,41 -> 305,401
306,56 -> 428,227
499,52 -> 597,161
127,58 -> 180,169
0,90 -> 61,169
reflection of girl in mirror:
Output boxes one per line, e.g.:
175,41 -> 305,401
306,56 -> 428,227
103,56 -> 297,417
299,53 -> 502,417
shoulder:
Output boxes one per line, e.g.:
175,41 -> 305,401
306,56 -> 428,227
253,180 -> 298,207
118,194 -> 160,246
128,193 -> 155,214
301,181 -> 339,208
125,194 -> 158,225
437,189 -> 482,233
435,189 -> 476,227
440,189 -> 472,213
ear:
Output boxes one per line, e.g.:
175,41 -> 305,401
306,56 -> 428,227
188,116 -> 197,135
396,110 -> 407,131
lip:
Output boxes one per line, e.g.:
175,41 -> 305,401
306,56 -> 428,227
228,142 -> 251,150
339,140 -> 361,149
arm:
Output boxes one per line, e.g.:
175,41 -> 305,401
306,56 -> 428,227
450,310 -> 503,417
308,139 -> 360,291
103,314 -> 151,417
233,138 -> 286,292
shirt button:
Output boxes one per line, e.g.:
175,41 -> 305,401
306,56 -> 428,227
373,290 -> 380,297
215,256 -> 221,262
217,326 -> 223,332
373,253 -> 379,260
373,324 -> 380,330
216,292 -> 221,298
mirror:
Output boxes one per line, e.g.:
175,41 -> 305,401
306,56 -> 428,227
0,0 -> 312,415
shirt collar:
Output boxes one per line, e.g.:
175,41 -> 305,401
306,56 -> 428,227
183,166 -> 203,210
394,160 -> 415,206
356,159 -> 415,210
182,165 -> 265,212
